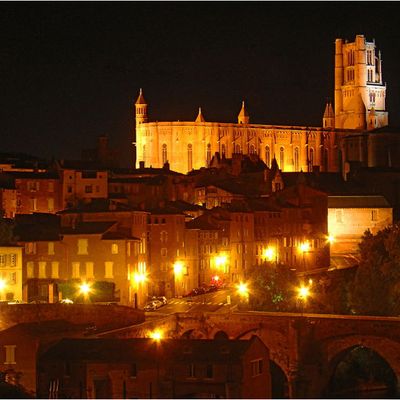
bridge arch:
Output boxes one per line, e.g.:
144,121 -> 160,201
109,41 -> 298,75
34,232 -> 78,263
317,335 -> 400,397
180,329 -> 207,339
213,330 -> 230,340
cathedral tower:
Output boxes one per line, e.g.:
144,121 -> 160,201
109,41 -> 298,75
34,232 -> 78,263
238,101 -> 249,124
135,88 -> 148,126
334,35 -> 388,130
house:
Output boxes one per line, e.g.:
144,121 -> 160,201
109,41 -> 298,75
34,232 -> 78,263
37,336 -> 271,399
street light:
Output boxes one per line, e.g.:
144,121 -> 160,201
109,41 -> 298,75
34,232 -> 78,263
297,283 -> 312,315
149,329 -> 164,342
299,241 -> 310,271
327,234 -> 335,244
78,281 -> 92,303
0,278 -> 6,291
173,261 -> 185,297
236,281 -> 249,302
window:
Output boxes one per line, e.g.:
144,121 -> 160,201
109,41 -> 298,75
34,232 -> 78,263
188,363 -> 196,378
162,144 -> 168,165
161,248 -> 167,257
206,364 -> 213,379
38,262 -> 46,278
309,147 -> 314,171
48,242 -> 55,255
294,147 -> 299,171
279,147 -> 285,170
27,262 -> 34,278
160,231 -> 168,243
0,255 -> 5,266
4,345 -> 16,365
85,185 -> 93,193
48,198 -> 54,212
105,262 -> 114,278
72,262 -> 80,278
28,181 -> 39,191
142,144 -> 146,162
251,359 -> 263,377
235,144 -> 241,154
335,209 -> 343,223
371,209 -> 378,221
48,182 -> 54,192
206,143 -> 211,165
86,262 -> 94,278
77,239 -> 88,255
130,363 -> 137,378
51,262 -> 59,279
265,146 -> 270,167
249,144 -> 256,154
9,272 -> 16,285
111,243 -> 119,254
221,144 -> 226,156
25,242 -> 36,255
30,198 -> 38,211
67,186 -> 73,193
188,144 -> 193,171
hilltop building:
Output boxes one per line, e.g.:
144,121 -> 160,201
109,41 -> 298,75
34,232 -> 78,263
134,35 -> 395,175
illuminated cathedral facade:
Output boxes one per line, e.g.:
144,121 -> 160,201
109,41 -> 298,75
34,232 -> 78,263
134,35 -> 389,174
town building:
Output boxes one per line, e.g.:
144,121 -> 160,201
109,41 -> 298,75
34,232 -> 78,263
37,336 -> 271,399
0,245 -> 23,302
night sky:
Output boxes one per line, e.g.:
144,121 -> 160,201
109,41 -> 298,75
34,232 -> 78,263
2,3 -> 400,167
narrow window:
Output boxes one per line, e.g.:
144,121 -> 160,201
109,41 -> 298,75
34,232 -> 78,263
162,144 -> 167,165
206,143 -> 211,165
371,209 -> 378,221
86,262 -> 94,278
48,242 -> 55,255
105,262 -> 114,278
51,262 -> 59,279
4,345 -> 16,365
279,147 -> 285,170
188,144 -> 193,171
72,262 -> 80,278
294,147 -> 299,171
265,146 -> 270,167
38,262 -> 46,279
111,243 -> 119,255
77,239 -> 88,255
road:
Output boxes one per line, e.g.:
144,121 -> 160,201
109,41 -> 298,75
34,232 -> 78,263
145,289 -> 236,319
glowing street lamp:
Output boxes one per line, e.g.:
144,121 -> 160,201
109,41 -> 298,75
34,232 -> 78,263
236,281 -> 249,299
263,247 -> 276,262
327,234 -> 335,244
297,285 -> 310,301
299,241 -> 310,253
78,281 -> 93,303
149,329 -> 164,341
0,278 -> 6,292
215,254 -> 227,270
133,272 -> 147,285
173,261 -> 184,277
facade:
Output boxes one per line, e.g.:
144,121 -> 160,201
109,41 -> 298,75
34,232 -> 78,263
134,35 -> 389,175
0,246 -> 23,302
37,336 -> 271,399
328,195 -> 393,255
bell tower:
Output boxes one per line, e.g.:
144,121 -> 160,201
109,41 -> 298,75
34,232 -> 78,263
334,35 -> 388,130
135,88 -> 148,126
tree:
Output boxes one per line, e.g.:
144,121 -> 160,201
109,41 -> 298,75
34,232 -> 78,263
246,262 -> 298,312
350,225 -> 400,316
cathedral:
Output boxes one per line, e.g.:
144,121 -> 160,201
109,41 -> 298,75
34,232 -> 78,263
134,35 -> 390,174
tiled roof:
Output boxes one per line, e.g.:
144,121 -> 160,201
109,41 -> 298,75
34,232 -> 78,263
328,195 -> 391,208
61,221 -> 116,235
186,215 -> 220,230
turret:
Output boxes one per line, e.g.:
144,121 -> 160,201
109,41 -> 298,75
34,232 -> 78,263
323,101 -> 335,128
238,101 -> 249,124
195,107 -> 205,122
135,88 -> 148,126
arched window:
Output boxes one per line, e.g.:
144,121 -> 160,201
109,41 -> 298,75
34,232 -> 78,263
309,147 -> 314,171
324,148 -> 329,171
221,144 -> 226,157
142,145 -> 146,162
206,143 -> 211,165
162,144 -> 167,165
235,144 -> 241,154
265,146 -> 270,167
249,144 -> 256,154
279,147 -> 285,170
294,147 -> 299,171
188,144 -> 193,171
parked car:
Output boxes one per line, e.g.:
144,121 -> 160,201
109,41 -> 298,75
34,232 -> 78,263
59,298 -> 74,304
151,296 -> 167,305
144,302 -> 157,311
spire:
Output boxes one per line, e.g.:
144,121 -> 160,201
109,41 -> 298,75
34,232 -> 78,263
323,101 -> 334,118
135,88 -> 147,105
238,100 -> 249,124
323,100 -> 335,129
195,107 -> 205,122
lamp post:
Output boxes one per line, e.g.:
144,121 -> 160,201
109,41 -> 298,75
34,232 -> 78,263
0,278 -> 6,301
236,281 -> 249,303
297,283 -> 311,315
78,282 -> 92,303
133,272 -> 147,309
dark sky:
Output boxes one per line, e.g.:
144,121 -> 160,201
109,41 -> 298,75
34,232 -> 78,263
1,3 -> 400,167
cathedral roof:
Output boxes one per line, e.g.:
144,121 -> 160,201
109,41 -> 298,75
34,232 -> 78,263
135,88 -> 147,105
195,107 -> 205,122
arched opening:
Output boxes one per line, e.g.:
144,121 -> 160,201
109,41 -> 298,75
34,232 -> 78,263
214,331 -> 229,340
265,146 -> 271,168
187,143 -> 193,171
279,147 -> 284,170
270,360 -> 289,398
162,143 -> 168,165
294,147 -> 299,171
181,329 -> 207,339
181,329 -> 194,339
324,346 -> 398,398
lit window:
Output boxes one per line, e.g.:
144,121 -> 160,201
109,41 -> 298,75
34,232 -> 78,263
72,262 -> 80,278
85,185 -> 93,193
0,255 -> 5,266
51,262 -> 59,279
279,147 -> 284,170
161,248 -> 167,257
86,262 -> 94,278
48,242 -> 55,255
77,239 -> 88,255
335,209 -> 343,223
372,209 -> 378,222
25,242 -> 36,254
38,262 -> 46,278
4,345 -> 16,365
251,359 -> 263,377
188,144 -> 193,171
9,272 -> 16,285
48,198 -> 54,212
162,144 -> 168,165
105,262 -> 114,278
48,182 -> 54,192
111,243 -> 119,254
188,363 -> 196,378
27,262 -> 34,278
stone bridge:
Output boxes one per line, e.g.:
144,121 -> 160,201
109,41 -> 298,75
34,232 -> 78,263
99,310 -> 400,398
